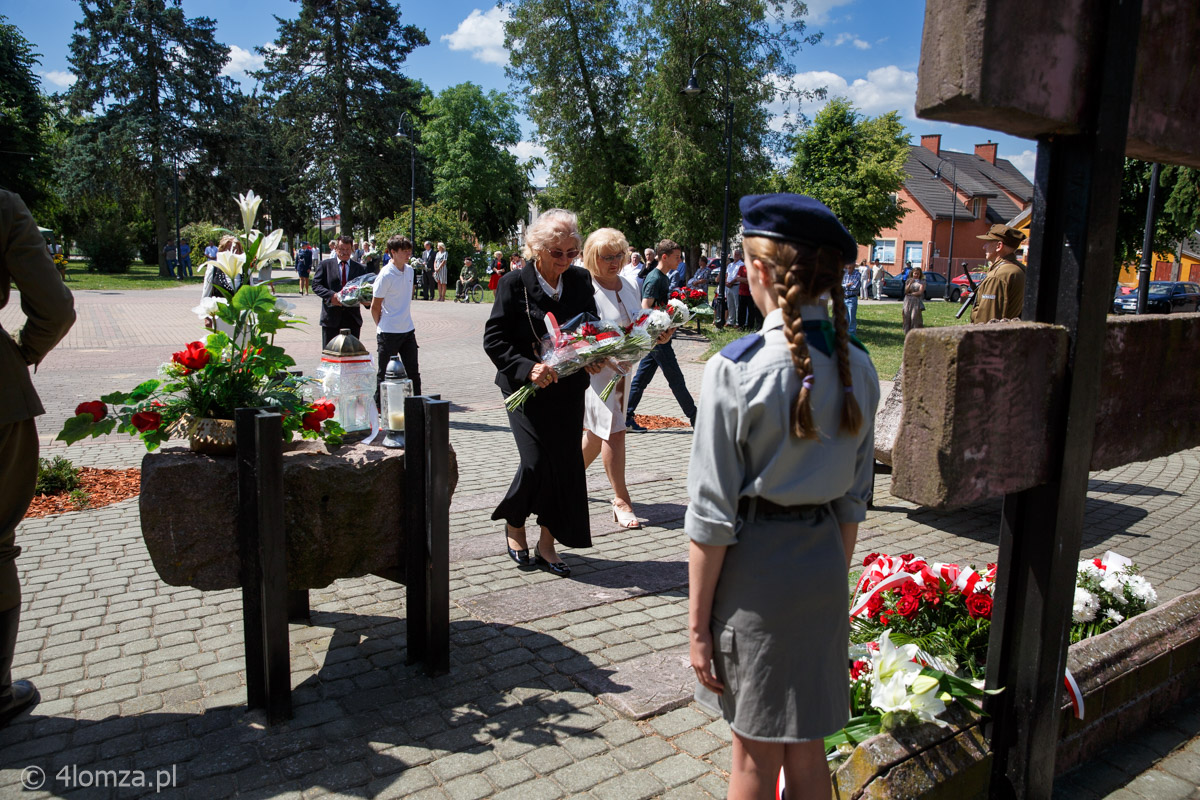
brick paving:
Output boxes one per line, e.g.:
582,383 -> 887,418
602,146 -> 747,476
1,283 -> 1198,797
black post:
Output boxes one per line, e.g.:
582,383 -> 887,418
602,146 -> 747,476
399,111 -> 417,246
984,1 -> 1142,796
424,399 -> 451,676
1135,161 -> 1161,314
236,408 -> 266,711
404,395 -> 429,666
172,151 -> 182,279
254,412 -> 291,723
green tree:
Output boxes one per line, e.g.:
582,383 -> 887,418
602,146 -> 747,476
0,16 -> 51,204
629,0 -> 820,255
257,0 -> 429,237
418,83 -> 529,243
504,0 -> 650,243
376,200 -> 476,284
1115,159 -> 1200,269
66,0 -> 235,275
786,97 -> 909,244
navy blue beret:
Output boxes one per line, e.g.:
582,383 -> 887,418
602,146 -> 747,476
739,193 -> 858,263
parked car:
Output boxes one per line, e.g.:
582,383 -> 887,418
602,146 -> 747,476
947,271 -> 989,302
880,270 -> 948,300
1112,281 -> 1200,314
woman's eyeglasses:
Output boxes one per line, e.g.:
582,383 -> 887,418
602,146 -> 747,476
546,248 -> 580,260
597,253 -> 624,263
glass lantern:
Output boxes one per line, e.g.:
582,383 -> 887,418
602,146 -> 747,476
379,355 -> 413,448
314,328 -> 377,442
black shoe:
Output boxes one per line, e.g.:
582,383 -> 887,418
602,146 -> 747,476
0,606 -> 39,727
0,680 -> 38,727
504,526 -> 532,567
534,547 -> 571,577
626,417 -> 647,432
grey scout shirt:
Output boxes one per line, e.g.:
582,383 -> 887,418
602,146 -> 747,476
685,305 -> 881,548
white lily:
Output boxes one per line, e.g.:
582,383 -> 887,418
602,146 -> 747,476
210,251 -> 246,281
870,671 -> 911,713
870,630 -> 923,685
274,297 -> 297,316
907,676 -> 949,724
236,190 -> 262,233
191,296 -> 227,320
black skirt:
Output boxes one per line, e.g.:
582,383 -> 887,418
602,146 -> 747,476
492,371 -> 591,548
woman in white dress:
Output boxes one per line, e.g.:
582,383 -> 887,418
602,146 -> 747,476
433,242 -> 449,301
581,228 -> 643,529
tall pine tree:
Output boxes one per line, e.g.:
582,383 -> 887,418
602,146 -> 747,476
67,0 -> 234,275
0,16 -> 51,205
257,0 -> 428,237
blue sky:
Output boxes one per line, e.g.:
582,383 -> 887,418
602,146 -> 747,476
11,0 -> 1037,184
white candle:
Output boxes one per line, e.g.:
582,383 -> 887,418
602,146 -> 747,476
388,411 -> 405,431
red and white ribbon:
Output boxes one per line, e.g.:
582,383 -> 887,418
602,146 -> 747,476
1064,668 -> 1085,720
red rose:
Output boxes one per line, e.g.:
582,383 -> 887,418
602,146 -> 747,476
850,660 -> 869,680
922,584 -> 943,605
312,401 -> 335,421
866,593 -> 884,617
900,553 -> 915,561
172,341 -> 211,372
302,412 -> 324,432
862,552 -> 881,567
75,401 -> 107,423
965,592 -> 993,620
900,580 -> 922,598
578,323 -> 599,337
130,410 -> 162,432
896,595 -> 920,619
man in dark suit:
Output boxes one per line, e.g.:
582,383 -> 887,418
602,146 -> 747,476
312,234 -> 369,347
1,189 -> 75,726
420,240 -> 435,300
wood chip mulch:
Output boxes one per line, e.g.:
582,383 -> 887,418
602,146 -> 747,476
24,468 -> 141,519
632,414 -> 691,430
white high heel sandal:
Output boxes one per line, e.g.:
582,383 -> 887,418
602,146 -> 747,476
612,501 -> 641,529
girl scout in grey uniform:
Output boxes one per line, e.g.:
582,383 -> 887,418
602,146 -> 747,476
687,194 -> 879,799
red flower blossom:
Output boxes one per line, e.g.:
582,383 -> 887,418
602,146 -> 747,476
862,552 -> 881,567
302,412 -> 324,432
965,592 -> 993,619
75,401 -> 107,423
900,581 -> 923,598
172,341 -> 211,372
130,410 -> 162,432
867,593 -> 884,617
896,595 -> 920,619
922,584 -> 943,605
850,660 -> 870,680
578,323 -> 599,337
1092,558 -> 1105,571
311,401 -> 335,421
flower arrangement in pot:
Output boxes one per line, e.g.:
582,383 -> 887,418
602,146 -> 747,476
58,191 -> 344,454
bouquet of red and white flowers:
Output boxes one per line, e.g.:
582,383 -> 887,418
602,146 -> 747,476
1072,551 -> 1157,642
670,287 -> 714,318
596,300 -> 693,402
503,313 -> 629,412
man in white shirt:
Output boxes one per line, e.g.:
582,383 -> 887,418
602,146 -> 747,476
725,251 -> 743,328
620,251 -> 642,288
370,235 -> 421,408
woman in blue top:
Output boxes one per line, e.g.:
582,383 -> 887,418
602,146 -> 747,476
687,194 -> 879,799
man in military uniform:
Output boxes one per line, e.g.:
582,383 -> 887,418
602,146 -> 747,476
971,223 -> 1027,323
0,190 -> 76,726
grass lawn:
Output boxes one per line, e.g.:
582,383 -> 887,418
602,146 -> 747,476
63,261 -> 206,291
702,299 -> 970,378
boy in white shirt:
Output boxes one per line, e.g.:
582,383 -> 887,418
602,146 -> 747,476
370,235 -> 422,408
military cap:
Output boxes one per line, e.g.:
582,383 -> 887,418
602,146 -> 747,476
739,193 -> 858,263
976,223 -> 1027,247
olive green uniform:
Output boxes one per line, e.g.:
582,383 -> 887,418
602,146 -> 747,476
970,256 -> 1025,323
1,190 -> 76,612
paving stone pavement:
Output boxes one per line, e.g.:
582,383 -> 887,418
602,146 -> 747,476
1,283 -> 1198,798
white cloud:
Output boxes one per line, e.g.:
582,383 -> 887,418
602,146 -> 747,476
791,65 -> 918,121
1008,149 -> 1036,180
221,44 -> 266,78
831,32 -> 870,50
442,7 -> 511,66
803,0 -> 855,25
42,70 -> 77,89
509,141 -> 549,187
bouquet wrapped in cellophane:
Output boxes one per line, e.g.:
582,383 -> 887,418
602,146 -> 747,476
504,313 -> 630,412
597,300 -> 692,401
336,274 -> 376,307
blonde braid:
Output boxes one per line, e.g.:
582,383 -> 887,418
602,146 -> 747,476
828,285 -> 864,435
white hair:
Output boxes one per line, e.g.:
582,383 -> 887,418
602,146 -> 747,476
523,209 -> 582,260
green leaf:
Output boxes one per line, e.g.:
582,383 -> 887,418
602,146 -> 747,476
100,390 -> 131,405
127,379 -> 161,402
57,414 -> 97,445
232,284 -> 277,315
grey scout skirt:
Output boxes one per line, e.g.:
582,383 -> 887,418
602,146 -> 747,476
695,502 -> 850,742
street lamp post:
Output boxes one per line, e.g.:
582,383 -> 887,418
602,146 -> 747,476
172,147 -> 183,280
934,157 -> 958,279
398,111 -> 417,246
681,51 -> 733,330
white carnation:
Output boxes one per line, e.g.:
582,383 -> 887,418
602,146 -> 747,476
1073,588 -> 1100,623
1077,561 -> 1104,580
1099,573 -> 1126,602
1124,575 -> 1158,606
1104,608 -> 1125,624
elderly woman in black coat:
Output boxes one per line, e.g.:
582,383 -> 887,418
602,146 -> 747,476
483,209 -> 603,577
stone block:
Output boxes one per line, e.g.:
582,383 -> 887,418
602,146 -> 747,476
916,0 -> 1200,169
889,322 -> 1067,508
139,439 -> 457,589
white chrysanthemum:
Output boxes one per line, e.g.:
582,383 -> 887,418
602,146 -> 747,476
646,309 -> 672,330
1073,587 -> 1100,623
1099,572 -> 1126,602
1104,608 -> 1125,624
1124,575 -> 1158,606
1077,561 -> 1104,580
